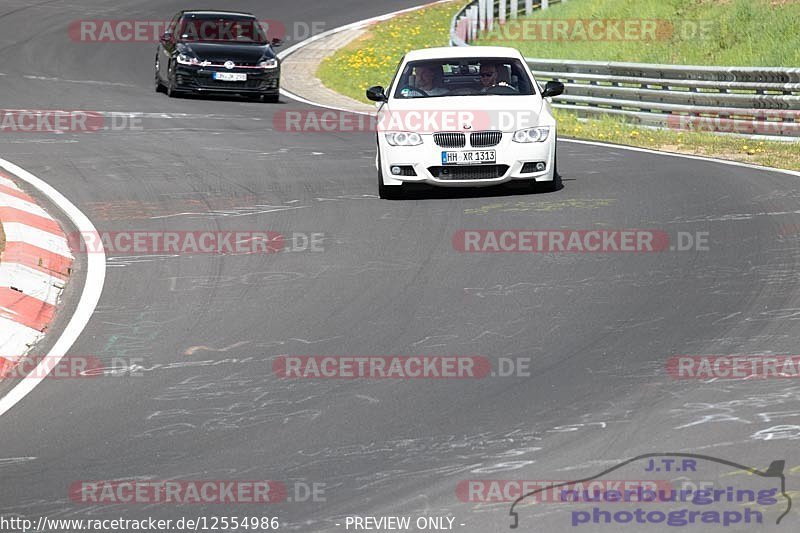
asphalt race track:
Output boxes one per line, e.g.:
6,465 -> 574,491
1,1 -> 799,532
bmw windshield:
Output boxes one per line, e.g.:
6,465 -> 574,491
393,58 -> 536,98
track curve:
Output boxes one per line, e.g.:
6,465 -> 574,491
1,1 -> 799,531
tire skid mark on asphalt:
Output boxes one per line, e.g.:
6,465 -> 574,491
160,259 -> 420,292
22,75 -> 137,88
184,341 -> 252,356
106,254 -> 180,268
83,193 -> 374,221
464,198 -> 617,215
93,306 -> 181,359
148,204 -> 309,220
0,456 -> 36,468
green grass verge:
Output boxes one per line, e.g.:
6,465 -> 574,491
475,0 -> 800,67
316,0 -> 800,171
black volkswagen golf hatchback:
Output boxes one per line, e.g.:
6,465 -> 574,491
155,10 -> 282,102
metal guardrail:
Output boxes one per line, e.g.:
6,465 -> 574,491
450,0 -> 800,137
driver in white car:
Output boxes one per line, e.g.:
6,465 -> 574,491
479,62 -> 512,92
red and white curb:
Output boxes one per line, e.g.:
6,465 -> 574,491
0,159 -> 106,416
0,170 -> 74,373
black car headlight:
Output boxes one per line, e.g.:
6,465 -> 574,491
258,58 -> 279,69
176,53 -> 200,66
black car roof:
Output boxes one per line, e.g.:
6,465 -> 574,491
180,10 -> 257,18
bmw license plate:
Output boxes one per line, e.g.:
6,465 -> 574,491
441,150 -> 496,165
213,72 -> 247,82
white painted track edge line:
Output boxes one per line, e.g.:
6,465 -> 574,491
0,158 -> 106,418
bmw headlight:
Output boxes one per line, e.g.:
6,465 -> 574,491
385,132 -> 423,146
512,127 -> 550,143
176,53 -> 200,66
258,58 -> 279,69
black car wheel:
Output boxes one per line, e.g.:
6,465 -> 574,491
154,58 -> 165,93
166,63 -> 182,98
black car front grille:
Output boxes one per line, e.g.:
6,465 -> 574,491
433,132 -> 466,148
428,165 -> 509,180
177,74 -> 277,91
470,131 -> 502,147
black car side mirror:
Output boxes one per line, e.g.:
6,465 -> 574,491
542,81 -> 565,98
366,86 -> 387,102
271,37 -> 283,47
161,31 -> 173,43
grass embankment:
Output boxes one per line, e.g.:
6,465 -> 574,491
317,0 -> 800,171
475,0 -> 800,66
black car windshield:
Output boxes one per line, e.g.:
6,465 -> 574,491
393,58 -> 536,98
178,15 -> 268,43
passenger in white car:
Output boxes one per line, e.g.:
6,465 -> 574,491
415,64 -> 449,96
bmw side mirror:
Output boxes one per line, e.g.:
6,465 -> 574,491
366,85 -> 387,102
271,37 -> 283,47
542,81 -> 564,98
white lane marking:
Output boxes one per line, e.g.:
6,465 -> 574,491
0,158 -> 106,418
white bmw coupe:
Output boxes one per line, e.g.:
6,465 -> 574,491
367,46 -> 564,199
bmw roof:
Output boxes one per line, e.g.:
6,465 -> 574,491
180,10 -> 257,18
402,46 -> 525,61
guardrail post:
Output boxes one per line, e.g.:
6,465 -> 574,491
542,0 -> 549,9
510,0 -> 518,19
486,0 -> 494,31
499,0 -> 507,24
478,0 -> 486,32
525,0 -> 533,15
469,5 -> 479,42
